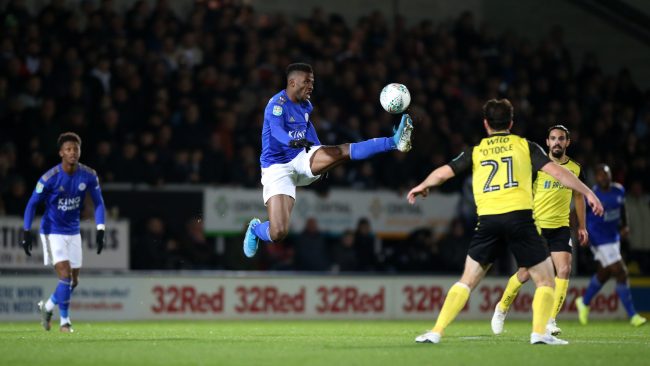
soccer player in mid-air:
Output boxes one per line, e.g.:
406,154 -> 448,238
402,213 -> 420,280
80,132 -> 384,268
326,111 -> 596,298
491,125 -> 588,336
575,164 -> 647,327
407,99 -> 603,345
21,132 -> 106,333
243,63 -> 413,256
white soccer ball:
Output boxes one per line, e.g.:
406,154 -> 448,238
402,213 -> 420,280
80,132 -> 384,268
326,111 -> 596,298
380,83 -> 411,114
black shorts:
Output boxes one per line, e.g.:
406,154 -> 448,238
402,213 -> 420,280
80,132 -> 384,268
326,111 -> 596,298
468,210 -> 549,268
541,226 -> 572,253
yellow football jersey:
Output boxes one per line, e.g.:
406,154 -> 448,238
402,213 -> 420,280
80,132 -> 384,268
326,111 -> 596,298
448,133 -> 550,216
533,158 -> 583,228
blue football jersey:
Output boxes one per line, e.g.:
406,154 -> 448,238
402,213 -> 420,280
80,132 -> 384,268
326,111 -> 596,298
26,163 -> 105,235
260,90 -> 321,168
587,183 -> 625,246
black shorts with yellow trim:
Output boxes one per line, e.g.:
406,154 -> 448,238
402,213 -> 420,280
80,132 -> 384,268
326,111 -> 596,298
468,209 -> 549,268
541,226 -> 572,253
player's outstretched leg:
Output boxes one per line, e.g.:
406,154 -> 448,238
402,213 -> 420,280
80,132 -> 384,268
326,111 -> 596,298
37,299 -> 53,331
243,218 -> 262,258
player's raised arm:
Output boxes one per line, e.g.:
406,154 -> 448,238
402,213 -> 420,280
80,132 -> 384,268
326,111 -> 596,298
541,162 -> 603,216
407,165 -> 455,204
407,148 -> 471,204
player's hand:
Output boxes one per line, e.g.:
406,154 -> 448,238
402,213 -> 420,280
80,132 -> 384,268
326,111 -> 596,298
586,192 -> 604,216
96,229 -> 105,255
289,138 -> 314,152
577,227 -> 589,247
21,231 -> 33,256
407,184 -> 430,204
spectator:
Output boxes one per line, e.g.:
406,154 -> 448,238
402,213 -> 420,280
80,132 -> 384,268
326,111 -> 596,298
183,218 -> 216,269
293,217 -> 330,271
354,218 -> 378,271
133,217 -> 169,269
331,229 -> 357,272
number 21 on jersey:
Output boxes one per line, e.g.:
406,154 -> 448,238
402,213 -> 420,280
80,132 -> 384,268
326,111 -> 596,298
480,156 -> 519,193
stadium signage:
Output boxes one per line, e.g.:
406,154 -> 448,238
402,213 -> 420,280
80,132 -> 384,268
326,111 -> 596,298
151,285 -> 224,313
0,217 -> 129,269
234,286 -> 306,313
0,276 -> 631,321
203,188 -> 459,237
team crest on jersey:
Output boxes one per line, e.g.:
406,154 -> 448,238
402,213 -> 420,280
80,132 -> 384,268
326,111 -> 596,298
273,105 -> 283,116
35,182 -> 44,193
78,182 -> 87,191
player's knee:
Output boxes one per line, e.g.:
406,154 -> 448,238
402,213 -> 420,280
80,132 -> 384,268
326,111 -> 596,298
535,278 -> 555,288
72,280 -> 79,289
614,266 -> 628,282
326,145 -> 348,160
596,271 -> 610,283
269,227 -> 288,242
556,263 -> 572,279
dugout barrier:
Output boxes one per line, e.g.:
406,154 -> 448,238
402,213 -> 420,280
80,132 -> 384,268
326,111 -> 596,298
2,274 -> 646,321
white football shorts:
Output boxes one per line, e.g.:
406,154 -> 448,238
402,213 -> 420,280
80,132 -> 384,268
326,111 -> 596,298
40,233 -> 83,268
590,242 -> 622,267
261,146 -> 322,204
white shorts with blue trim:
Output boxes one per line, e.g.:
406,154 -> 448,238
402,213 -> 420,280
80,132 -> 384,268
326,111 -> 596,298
261,146 -> 322,204
590,242 -> 622,267
40,233 -> 83,268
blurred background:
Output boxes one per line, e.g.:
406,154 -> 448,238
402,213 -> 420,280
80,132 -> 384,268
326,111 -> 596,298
1,0 -> 650,278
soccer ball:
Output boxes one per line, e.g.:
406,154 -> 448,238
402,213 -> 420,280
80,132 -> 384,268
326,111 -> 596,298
380,83 -> 411,114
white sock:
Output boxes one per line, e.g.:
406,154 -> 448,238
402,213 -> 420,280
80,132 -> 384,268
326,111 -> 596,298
60,317 -> 71,326
45,298 -> 55,312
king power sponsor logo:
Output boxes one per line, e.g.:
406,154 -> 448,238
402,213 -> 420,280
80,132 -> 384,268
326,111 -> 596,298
57,196 -> 81,211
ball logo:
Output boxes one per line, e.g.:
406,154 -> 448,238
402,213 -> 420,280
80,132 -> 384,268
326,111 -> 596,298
78,183 -> 87,191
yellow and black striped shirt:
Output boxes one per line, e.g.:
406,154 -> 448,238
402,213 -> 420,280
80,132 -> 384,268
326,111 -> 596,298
448,133 -> 550,216
532,158 -> 584,228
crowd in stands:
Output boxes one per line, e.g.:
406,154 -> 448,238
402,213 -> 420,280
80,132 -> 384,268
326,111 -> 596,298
1,0 -> 649,273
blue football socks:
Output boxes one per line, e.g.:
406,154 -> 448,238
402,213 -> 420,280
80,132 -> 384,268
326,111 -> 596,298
350,137 -> 395,160
582,275 -> 603,305
253,221 -> 272,242
615,282 -> 638,317
53,278 -> 72,319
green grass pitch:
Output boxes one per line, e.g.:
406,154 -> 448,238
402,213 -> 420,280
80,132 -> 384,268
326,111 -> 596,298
1,320 -> 648,366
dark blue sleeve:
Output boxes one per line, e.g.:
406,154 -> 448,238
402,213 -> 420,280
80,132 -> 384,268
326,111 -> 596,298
23,180 -> 46,230
89,175 -> 106,225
